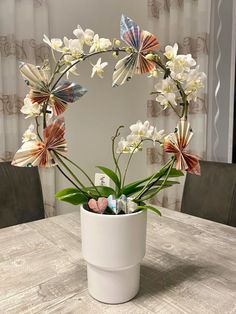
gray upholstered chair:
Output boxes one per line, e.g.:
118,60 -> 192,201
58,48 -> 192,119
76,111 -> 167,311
0,162 -> 45,228
181,160 -> 236,227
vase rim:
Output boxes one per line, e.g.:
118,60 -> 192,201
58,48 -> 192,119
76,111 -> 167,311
81,205 -> 145,218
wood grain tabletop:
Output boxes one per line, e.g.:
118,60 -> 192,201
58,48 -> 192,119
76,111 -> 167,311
0,207 -> 235,314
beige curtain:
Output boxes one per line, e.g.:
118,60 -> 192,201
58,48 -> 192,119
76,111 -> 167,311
0,0 -> 55,217
147,0 -> 211,210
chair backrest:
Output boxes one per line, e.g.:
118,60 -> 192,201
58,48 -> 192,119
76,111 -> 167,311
0,162 -> 45,228
181,160 -> 236,227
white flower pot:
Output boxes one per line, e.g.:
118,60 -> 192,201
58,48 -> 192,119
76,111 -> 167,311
80,206 -> 147,304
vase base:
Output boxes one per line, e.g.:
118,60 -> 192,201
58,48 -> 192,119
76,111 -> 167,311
87,263 -> 140,304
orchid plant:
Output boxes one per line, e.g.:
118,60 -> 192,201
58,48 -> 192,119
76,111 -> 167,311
12,15 -> 206,215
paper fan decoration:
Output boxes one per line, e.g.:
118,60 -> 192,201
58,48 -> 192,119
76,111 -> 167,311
20,62 -> 87,116
112,15 -> 160,87
12,117 -> 67,168
163,120 -> 200,175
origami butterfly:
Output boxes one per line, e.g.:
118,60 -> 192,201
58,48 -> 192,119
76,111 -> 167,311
112,15 -> 160,87
12,117 -> 67,168
19,62 -> 87,116
163,120 -> 200,175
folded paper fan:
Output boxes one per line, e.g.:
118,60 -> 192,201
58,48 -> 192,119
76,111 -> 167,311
12,117 -> 67,168
164,120 -> 200,175
113,15 -> 160,87
20,62 -> 87,116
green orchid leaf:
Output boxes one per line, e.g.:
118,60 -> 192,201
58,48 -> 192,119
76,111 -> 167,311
83,186 -> 116,197
97,166 -> 121,189
122,179 -> 180,197
55,188 -> 88,205
136,204 -> 162,216
122,168 -> 183,195
137,182 -> 177,202
152,180 -> 180,186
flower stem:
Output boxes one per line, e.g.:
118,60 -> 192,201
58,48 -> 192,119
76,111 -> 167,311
152,54 -> 189,119
42,102 -> 48,129
168,102 -> 182,118
111,125 -> 124,188
133,158 -> 173,201
51,48 -> 126,90
122,140 -> 143,188
56,164 -> 85,192
53,151 -> 86,189
35,117 -> 43,141
48,53 -> 71,86
136,158 -> 175,202
56,152 -> 101,196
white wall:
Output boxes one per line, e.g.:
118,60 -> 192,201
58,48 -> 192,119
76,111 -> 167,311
48,0 -> 149,214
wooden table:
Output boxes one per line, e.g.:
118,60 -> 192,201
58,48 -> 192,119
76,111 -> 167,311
0,208 -> 235,314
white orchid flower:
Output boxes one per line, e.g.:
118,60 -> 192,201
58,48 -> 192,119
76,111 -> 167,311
183,66 -> 206,101
130,120 -> 151,137
116,138 -> 141,154
63,54 -> 74,64
116,138 -> 132,154
91,58 -> 108,78
62,37 -> 71,52
164,43 -> 178,60
126,134 -> 142,151
22,124 -> 37,143
21,98 -> 41,118
166,54 -> 196,78
89,34 -> 112,53
156,93 -> 177,110
43,35 -> 63,52
62,37 -> 83,58
65,64 -> 79,79
73,25 -> 94,46
69,39 -> 83,58
147,68 -> 163,78
155,77 -> 178,94
152,128 -> 165,143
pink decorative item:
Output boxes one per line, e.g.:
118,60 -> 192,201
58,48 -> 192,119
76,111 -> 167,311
88,197 -> 108,214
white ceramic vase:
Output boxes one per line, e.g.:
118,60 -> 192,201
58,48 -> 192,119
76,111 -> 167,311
80,206 -> 147,304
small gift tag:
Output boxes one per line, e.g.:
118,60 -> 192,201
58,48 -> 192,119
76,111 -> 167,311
95,173 -> 110,187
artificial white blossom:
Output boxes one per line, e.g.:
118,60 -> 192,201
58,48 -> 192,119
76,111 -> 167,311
156,93 -> 177,110
91,58 -> 108,78
22,124 -> 37,143
21,98 -> 41,118
73,25 -> 94,46
89,34 -> 112,53
43,35 -> 63,52
164,43 -> 178,60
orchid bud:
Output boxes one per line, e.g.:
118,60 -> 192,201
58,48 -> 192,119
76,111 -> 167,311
114,39 -> 121,46
145,53 -> 155,61
112,51 -> 118,58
